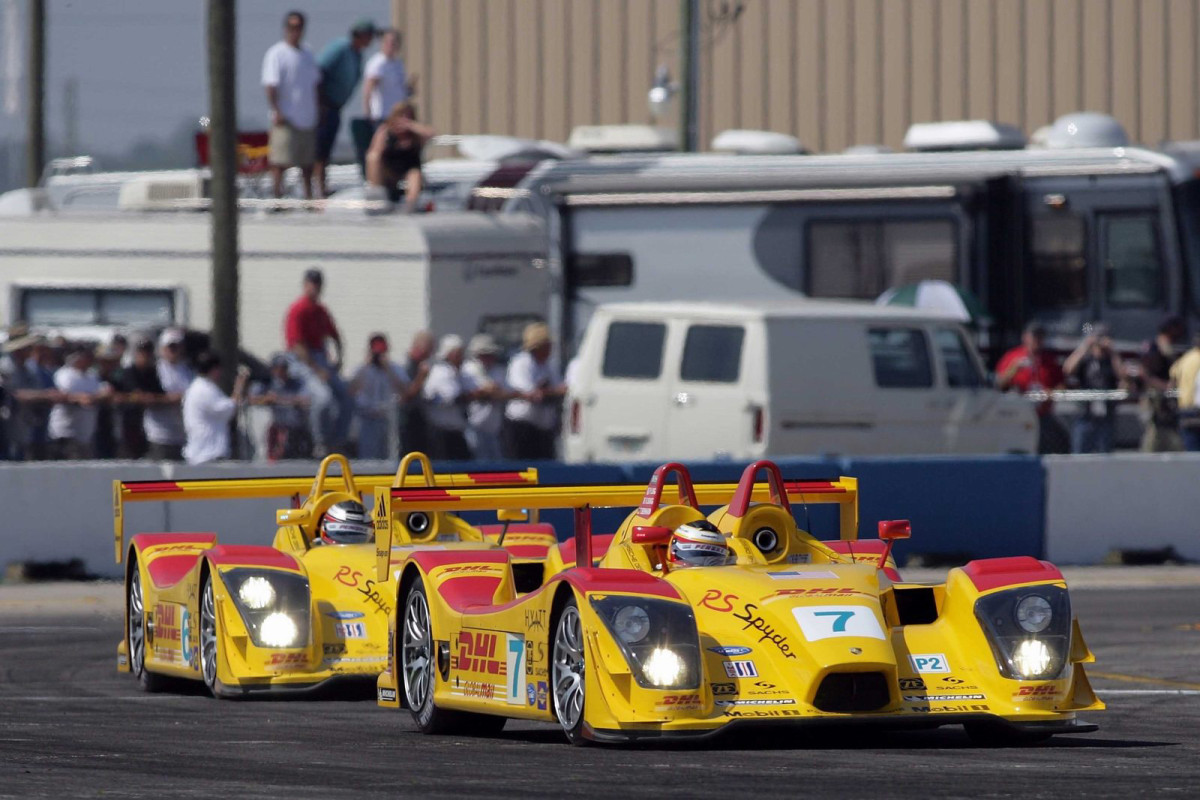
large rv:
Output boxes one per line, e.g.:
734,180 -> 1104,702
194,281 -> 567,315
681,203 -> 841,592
0,211 -> 549,359
508,142 -> 1200,362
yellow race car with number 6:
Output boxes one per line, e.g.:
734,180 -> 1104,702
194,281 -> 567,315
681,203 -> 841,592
115,453 -> 555,697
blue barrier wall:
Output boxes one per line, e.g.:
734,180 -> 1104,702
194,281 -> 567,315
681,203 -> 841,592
454,455 -> 1046,563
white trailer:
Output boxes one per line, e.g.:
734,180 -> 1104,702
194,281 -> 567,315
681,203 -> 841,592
0,211 -> 550,359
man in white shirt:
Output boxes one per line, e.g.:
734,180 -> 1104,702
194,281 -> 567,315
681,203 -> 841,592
183,352 -> 249,465
363,29 -> 414,122
461,334 -> 508,461
504,323 -> 566,460
422,335 -> 471,460
48,345 -> 107,460
144,328 -> 192,461
262,10 -> 321,199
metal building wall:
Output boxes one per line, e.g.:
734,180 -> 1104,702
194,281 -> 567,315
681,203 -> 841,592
391,0 -> 1200,152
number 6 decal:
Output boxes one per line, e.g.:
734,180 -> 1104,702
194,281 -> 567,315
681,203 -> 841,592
793,605 -> 886,641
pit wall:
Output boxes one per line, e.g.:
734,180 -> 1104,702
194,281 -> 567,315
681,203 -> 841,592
1,455 -> 1196,579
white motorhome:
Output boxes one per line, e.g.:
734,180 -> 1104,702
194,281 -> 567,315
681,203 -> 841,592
0,211 -> 549,358
564,300 -> 1036,462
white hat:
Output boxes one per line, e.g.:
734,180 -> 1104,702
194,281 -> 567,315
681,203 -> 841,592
158,328 -> 185,347
436,334 -> 464,361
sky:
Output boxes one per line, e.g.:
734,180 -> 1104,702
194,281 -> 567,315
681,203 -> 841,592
0,0 -> 391,177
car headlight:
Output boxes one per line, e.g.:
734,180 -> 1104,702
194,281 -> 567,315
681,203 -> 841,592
1015,595 -> 1053,633
223,568 -> 311,649
613,605 -> 651,644
238,576 -> 276,610
259,612 -> 300,648
974,585 -> 1071,680
590,596 -> 700,690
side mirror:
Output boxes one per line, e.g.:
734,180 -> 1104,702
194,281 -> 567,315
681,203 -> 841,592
277,508 -> 311,527
631,525 -> 674,545
878,519 -> 912,540
497,508 -> 529,523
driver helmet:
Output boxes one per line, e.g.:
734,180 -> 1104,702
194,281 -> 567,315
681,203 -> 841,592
669,520 -> 733,568
318,500 -> 373,545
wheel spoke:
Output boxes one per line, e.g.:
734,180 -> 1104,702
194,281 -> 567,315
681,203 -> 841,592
401,590 -> 435,712
200,582 -> 217,689
552,606 -> 585,732
128,572 -> 145,674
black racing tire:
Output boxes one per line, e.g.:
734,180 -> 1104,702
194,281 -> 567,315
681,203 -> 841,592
400,576 -> 506,736
127,562 -> 171,693
964,720 -> 1054,747
550,596 -> 589,746
198,575 -> 227,698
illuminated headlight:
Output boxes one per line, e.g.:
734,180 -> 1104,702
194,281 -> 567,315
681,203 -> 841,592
223,568 -> 311,649
590,596 -> 700,690
1015,595 -> 1052,633
1012,639 -> 1054,678
974,585 -> 1071,681
238,576 -> 276,610
259,612 -> 300,648
642,647 -> 685,687
613,605 -> 651,644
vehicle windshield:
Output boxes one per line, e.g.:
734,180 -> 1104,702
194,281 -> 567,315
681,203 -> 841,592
1174,179 -> 1200,315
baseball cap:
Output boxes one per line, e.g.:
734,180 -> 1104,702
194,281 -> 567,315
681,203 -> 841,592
436,334 -> 464,361
158,328 -> 185,347
467,333 -> 500,357
351,18 -> 377,36
369,333 -> 389,355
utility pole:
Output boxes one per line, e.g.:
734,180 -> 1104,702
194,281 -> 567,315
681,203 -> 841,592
679,0 -> 700,152
207,0 -> 239,393
25,0 -> 45,187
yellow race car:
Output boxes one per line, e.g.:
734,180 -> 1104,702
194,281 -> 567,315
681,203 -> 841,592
115,452 -> 556,697
374,459 -> 1103,744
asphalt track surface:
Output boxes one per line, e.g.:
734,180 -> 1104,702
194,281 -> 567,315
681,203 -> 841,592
2,576 -> 1199,799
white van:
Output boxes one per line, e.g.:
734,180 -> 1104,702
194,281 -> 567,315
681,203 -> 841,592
563,300 -> 1037,462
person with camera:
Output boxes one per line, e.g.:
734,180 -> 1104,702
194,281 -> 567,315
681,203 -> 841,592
1063,323 -> 1126,454
996,321 -> 1067,454
182,352 -> 249,465
350,333 -> 422,460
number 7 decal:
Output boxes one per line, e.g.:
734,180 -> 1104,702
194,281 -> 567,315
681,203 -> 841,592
506,636 -> 525,705
793,605 -> 886,641
812,610 -> 855,632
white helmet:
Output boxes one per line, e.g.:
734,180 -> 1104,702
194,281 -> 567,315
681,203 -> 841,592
669,520 -> 733,568
318,500 -> 372,545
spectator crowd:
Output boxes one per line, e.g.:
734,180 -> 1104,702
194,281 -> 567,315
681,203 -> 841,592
0,269 -> 567,465
995,316 -> 1200,455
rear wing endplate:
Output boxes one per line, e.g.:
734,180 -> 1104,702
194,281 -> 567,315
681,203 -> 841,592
114,452 -> 536,563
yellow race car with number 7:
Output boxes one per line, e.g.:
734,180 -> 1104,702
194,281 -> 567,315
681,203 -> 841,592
374,459 -> 1103,745
114,453 -> 556,697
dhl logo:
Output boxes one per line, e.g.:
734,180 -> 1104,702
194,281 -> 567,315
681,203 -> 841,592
154,603 -> 181,642
1014,684 -> 1061,699
268,652 -> 307,667
441,565 -> 503,576
451,631 -> 507,677
660,694 -> 701,706
762,587 -> 869,599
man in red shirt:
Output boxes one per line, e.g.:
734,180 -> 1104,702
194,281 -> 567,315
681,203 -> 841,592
284,268 -> 350,454
996,322 -> 1068,453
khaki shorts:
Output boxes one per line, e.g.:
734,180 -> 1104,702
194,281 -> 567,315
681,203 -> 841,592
268,123 -> 316,168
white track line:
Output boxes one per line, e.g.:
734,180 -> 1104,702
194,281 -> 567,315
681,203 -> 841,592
1099,689 -> 1200,696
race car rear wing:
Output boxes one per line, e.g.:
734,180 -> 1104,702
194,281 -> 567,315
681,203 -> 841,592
114,452 -> 537,563
375,460 -> 857,581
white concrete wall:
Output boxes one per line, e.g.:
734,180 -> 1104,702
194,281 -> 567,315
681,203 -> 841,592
0,460 -> 393,579
1044,454 -> 1200,564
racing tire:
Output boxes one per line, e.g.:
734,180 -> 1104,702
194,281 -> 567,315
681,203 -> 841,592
964,721 -> 1054,747
199,575 -> 227,699
400,576 -> 506,736
127,562 -> 170,693
550,596 -> 589,746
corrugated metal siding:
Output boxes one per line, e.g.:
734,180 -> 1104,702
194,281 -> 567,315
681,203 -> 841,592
391,0 -> 1200,152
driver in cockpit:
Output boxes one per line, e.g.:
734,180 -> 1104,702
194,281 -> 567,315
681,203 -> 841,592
315,500 -> 373,545
668,520 -> 735,568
